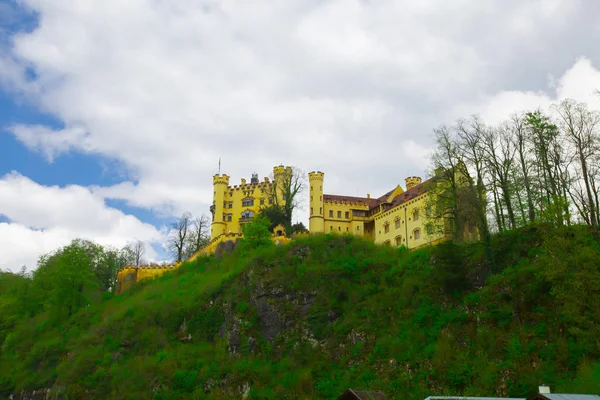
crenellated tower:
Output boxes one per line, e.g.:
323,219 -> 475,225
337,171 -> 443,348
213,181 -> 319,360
273,164 -> 292,200
308,171 -> 325,233
210,173 -> 230,239
405,176 -> 422,190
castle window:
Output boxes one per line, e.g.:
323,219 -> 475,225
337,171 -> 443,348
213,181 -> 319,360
242,198 -> 254,207
269,198 -> 273,204
345,211 -> 349,219
338,226 -> 341,231
320,207 -> 322,214
395,236 -> 402,246
329,210 -> 333,217
311,207 -> 313,215
356,226 -> 360,231
384,222 -> 390,234
260,198 -> 265,205
413,209 -> 419,221
330,226 -> 333,232
241,210 -> 254,219
346,227 -> 349,232
227,214 -> 232,222
337,211 -> 342,218
413,228 -> 421,240
384,240 -> 391,246
395,218 -> 401,229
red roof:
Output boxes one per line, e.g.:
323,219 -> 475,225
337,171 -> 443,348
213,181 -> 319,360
323,177 -> 434,212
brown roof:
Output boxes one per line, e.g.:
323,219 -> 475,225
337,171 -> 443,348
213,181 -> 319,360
338,389 -> 389,400
387,177 -> 434,208
323,194 -> 379,208
324,177 -> 435,212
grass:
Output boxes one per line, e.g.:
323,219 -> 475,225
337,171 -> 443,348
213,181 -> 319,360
1,225 -> 600,399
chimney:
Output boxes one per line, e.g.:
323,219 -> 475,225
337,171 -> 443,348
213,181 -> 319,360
539,385 -> 550,394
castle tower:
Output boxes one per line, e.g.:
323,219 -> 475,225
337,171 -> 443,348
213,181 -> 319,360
211,173 -> 230,239
308,171 -> 325,233
405,176 -> 422,190
273,165 -> 292,202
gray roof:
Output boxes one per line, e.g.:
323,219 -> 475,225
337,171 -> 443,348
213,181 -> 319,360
541,395 -> 600,400
425,397 -> 525,400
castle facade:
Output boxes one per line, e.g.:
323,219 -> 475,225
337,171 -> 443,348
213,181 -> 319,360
116,165 -> 469,294
308,171 -> 445,248
210,165 -> 291,239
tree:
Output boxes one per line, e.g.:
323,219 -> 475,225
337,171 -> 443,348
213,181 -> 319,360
426,125 -> 477,243
263,166 -> 306,235
455,116 -> 491,248
125,239 -> 146,266
39,239 -> 101,320
525,110 -> 568,226
184,215 -> 210,259
237,215 -> 273,254
553,99 -> 600,241
510,112 -> 537,224
483,121 -> 518,230
99,246 -> 132,292
168,212 -> 192,262
291,222 -> 308,234
258,204 -> 287,231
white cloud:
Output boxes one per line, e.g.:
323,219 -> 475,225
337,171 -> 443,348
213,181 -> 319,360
1,0 -> 600,268
0,172 -> 164,271
9,124 -> 91,162
449,57 -> 600,125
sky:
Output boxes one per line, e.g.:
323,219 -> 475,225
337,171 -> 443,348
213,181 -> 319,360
1,0 -> 600,272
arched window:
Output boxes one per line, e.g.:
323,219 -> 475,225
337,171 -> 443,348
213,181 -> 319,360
413,209 -> 419,221
413,228 -> 421,240
384,221 -> 390,233
394,217 -> 401,229
395,235 -> 402,246
241,210 -> 254,219
383,240 -> 391,246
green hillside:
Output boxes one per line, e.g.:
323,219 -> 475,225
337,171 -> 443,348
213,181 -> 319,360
1,224 -> 600,399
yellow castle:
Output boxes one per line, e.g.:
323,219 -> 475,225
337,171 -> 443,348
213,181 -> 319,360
116,165 -> 472,294
209,165 -> 291,240
308,171 -> 446,248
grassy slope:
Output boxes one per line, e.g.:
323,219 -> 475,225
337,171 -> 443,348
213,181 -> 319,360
1,225 -> 600,399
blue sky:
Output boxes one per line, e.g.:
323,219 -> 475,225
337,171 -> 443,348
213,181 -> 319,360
1,0 -> 600,271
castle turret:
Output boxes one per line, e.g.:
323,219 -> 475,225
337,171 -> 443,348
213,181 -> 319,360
308,171 -> 325,233
405,176 -> 422,190
273,165 -> 292,203
211,174 -> 230,239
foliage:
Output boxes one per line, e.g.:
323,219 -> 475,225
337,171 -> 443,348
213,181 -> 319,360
236,215 -> 274,254
259,205 -> 287,232
1,226 -> 600,399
